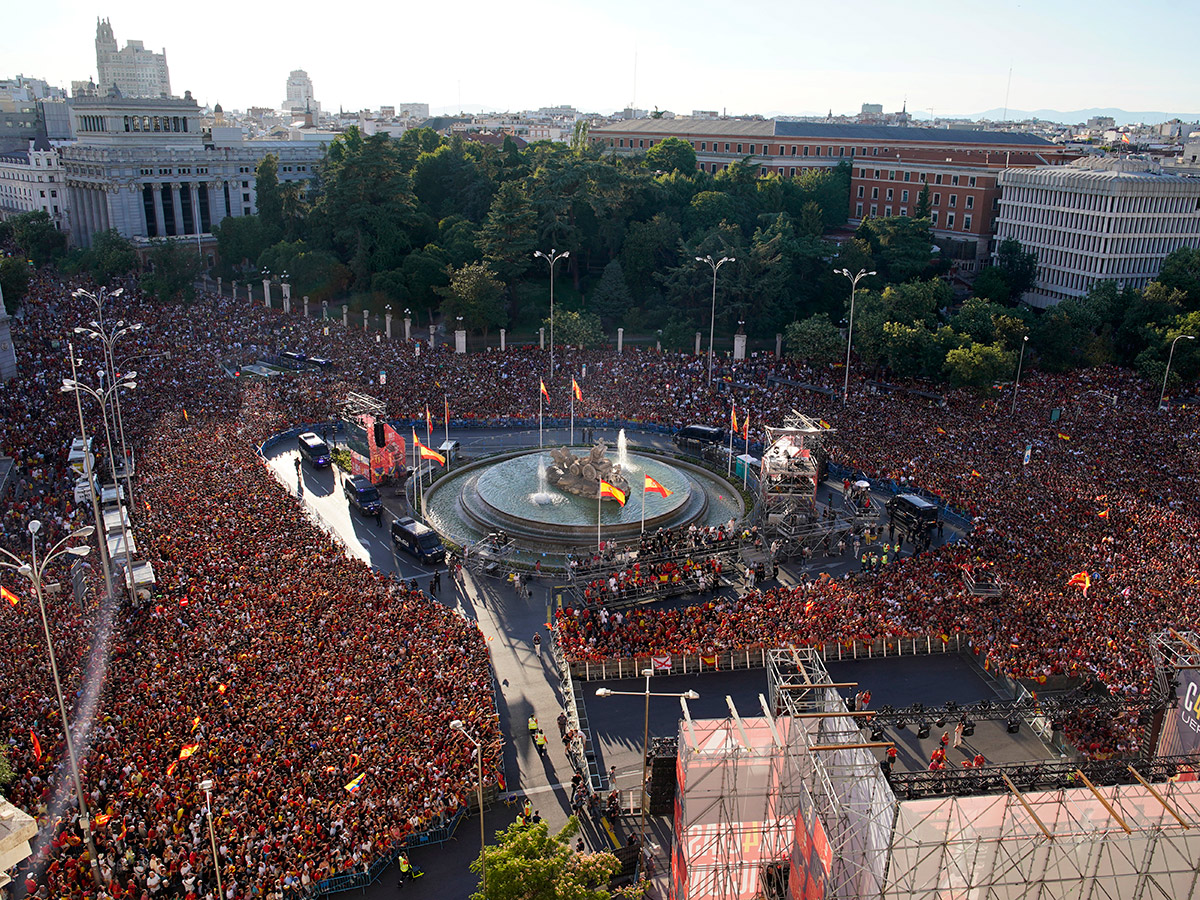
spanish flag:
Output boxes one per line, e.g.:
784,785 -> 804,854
2,585 -> 18,606
30,729 -> 41,761
936,426 -> 947,435
540,379 -> 550,403
94,813 -> 112,827
1057,433 -> 1071,441
731,407 -> 738,432
599,481 -> 626,506
1097,509 -> 1110,519
572,379 -> 583,402
644,475 -> 673,498
1066,571 -> 1091,596
413,432 -> 446,465
742,411 -> 749,441
818,420 -> 831,430
178,743 -> 200,760
344,773 -> 366,793
425,405 -> 433,433
971,470 -> 982,478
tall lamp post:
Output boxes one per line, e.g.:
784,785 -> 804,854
834,267 -> 876,406
696,255 -> 735,386
450,720 -> 487,899
0,521 -> 102,887
198,778 -> 224,900
1010,334 -> 1030,417
534,249 -> 569,377
596,670 -> 699,849
1159,334 -> 1195,410
73,319 -> 143,504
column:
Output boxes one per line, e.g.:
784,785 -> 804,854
189,183 -> 202,234
303,296 -> 310,318
262,279 -> 272,308
403,316 -> 412,341
539,327 -> 545,350
455,329 -> 466,354
281,283 -> 291,314
499,328 -> 506,351
217,277 -> 223,296
171,183 -> 185,237
617,327 -> 624,354
428,324 -> 435,348
152,184 -> 166,241
363,309 -> 369,331
385,312 -> 393,338
210,181 -> 228,229
733,333 -> 747,361
342,305 -> 348,327
695,332 -> 702,356
776,333 -> 783,358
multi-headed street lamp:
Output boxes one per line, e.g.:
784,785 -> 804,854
534,249 -> 569,376
834,267 -> 876,405
696,255 -> 735,386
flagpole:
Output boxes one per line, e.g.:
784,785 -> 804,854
641,479 -> 647,534
743,421 -> 750,489
444,394 -> 450,456
728,415 -> 734,476
597,485 -> 602,550
571,392 -> 575,447
539,389 -> 543,450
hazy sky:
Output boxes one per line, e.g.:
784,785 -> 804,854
6,0 -> 1199,118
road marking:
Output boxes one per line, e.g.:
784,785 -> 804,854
601,816 -> 619,848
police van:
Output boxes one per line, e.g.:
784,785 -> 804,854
886,494 -> 938,541
672,424 -> 725,450
391,517 -> 446,564
297,432 -> 332,468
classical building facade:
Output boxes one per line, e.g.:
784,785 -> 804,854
61,95 -> 326,249
0,138 -> 68,231
995,157 -> 1200,306
95,18 -> 172,99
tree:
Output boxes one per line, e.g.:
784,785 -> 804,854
547,309 -> 605,348
477,180 -> 538,286
437,262 -> 507,335
644,137 -> 697,174
971,266 -> 1011,305
590,259 -> 633,321
0,257 -> 31,313
880,279 -> 948,329
856,216 -> 934,283
9,210 -> 67,267
1157,246 -> 1200,311
784,313 -> 843,363
469,817 -> 643,900
942,341 -> 1016,388
255,154 -> 284,241
139,239 -> 201,303
914,183 -> 931,219
995,237 -> 1038,300
80,228 -> 138,284
214,215 -> 272,275
660,314 -> 698,352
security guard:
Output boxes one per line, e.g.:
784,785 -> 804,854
534,729 -> 548,755
881,551 -> 889,567
523,798 -> 533,819
396,852 -> 424,886
528,715 -> 539,737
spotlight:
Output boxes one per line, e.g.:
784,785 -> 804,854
917,722 -> 931,738
871,725 -> 884,741
935,716 -> 946,728
1006,720 -> 1020,734
962,720 -> 976,737
896,720 -> 907,730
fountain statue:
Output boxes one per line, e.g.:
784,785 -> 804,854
545,439 -> 631,501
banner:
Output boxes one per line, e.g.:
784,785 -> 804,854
652,655 -> 672,672
350,450 -> 371,478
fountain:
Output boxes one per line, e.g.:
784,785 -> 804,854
544,440 -> 630,501
531,456 -> 555,506
617,428 -> 632,473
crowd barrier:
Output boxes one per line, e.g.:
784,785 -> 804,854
562,633 -> 968,682
827,462 -> 973,533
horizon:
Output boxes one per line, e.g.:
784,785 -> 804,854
4,0 -> 1199,126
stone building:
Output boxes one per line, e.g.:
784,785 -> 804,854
94,18 -> 172,99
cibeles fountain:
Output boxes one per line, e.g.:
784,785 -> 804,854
422,430 -> 744,560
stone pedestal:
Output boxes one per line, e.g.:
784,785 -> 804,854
499,328 -> 506,351
262,279 -> 271,308
281,283 -> 291,314
217,277 -> 223,296
321,301 -> 328,321
428,324 -> 436,348
539,327 -> 545,350
363,309 -> 369,331
0,291 -> 16,381
776,333 -> 783,358
455,329 -> 467,354
385,313 -> 393,339
733,333 -> 747,360
695,332 -> 702,356
403,316 -> 412,341
342,305 -> 348,328
303,296 -> 310,318
617,327 -> 624,354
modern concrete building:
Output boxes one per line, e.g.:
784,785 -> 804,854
0,137 -> 69,232
995,156 -> 1200,306
94,18 -> 171,99
61,93 -> 326,251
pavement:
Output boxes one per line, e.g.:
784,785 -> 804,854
260,426 -> 979,900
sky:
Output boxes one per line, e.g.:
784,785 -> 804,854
5,0 -> 1200,120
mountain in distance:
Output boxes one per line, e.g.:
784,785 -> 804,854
963,107 -> 1199,126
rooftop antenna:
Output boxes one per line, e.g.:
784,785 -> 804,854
631,48 -> 637,113
1002,66 -> 1013,122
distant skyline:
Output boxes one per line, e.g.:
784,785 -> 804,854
5,0 -> 1200,121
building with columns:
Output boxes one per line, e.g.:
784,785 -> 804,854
94,18 -> 172,99
61,94 -> 326,250
995,156 -> 1200,307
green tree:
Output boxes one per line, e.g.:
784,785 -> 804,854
478,180 -> 538,286
660,314 -> 698,352
995,237 -> 1038,300
547,309 -> 605,348
856,216 -> 934,283
784,313 -> 843,363
971,266 -> 1011,305
620,214 -> 681,303
590,259 -> 633,321
437,262 -> 507,335
0,257 -> 31,313
401,244 -> 452,317
880,279 -> 948,328
10,210 -> 67,267
139,239 -> 201,303
80,228 -> 138,284
882,321 -> 937,378
1157,246 -> 1200,310
470,817 -> 643,900
644,137 -> 697,174
914,183 -> 931,219
943,341 -> 1016,388
255,154 -> 284,241
214,215 -> 272,275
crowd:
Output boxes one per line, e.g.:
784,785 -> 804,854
1,267 -> 1198,897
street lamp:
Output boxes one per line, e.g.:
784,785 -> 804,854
1159,334 -> 1195,410
450,720 -> 487,899
834,267 -> 876,406
198,778 -> 224,900
73,319 -> 143,505
1010,335 -> 1029,417
595,669 -> 699,849
534,249 -> 569,376
696,255 -> 735,386
0,521 -> 102,888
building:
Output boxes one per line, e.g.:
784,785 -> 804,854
592,118 -> 1069,267
94,18 -> 171,99
0,798 -> 38,890
0,138 -> 69,231
995,156 -> 1200,306
396,103 -> 429,120
283,70 -> 319,119
61,93 -> 325,250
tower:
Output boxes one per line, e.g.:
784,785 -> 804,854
95,18 -> 117,90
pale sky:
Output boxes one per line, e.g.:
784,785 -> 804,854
6,0 -> 1199,120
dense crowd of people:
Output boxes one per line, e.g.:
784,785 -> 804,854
1,268 -> 1198,897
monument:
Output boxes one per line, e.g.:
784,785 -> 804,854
546,440 -> 630,500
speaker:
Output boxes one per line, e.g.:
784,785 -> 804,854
1006,720 -> 1020,734
870,725 -> 884,741
962,720 -> 975,737
374,421 -> 386,448
917,723 -> 931,739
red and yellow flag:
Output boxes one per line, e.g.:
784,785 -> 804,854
94,813 -> 112,827
971,470 -> 983,478
2,585 -> 18,606
818,419 -> 831,430
1066,571 -> 1091,596
425,405 -> 433,433
572,379 -> 583,402
1057,432 -> 1071,441
178,743 -> 200,760
412,431 -> 446,465
936,426 -> 947,435
540,379 -> 550,403
30,729 -> 41,761
1097,509 -> 1110,519
644,475 -> 673,498
731,406 -> 738,432
742,411 -> 750,441
599,481 -> 627,506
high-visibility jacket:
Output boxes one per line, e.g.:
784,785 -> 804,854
528,716 -> 538,733
535,732 -> 547,748
398,857 -> 411,873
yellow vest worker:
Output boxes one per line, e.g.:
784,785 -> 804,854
528,715 -> 539,734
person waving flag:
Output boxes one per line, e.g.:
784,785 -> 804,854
1066,571 -> 1091,596
2,585 -> 18,606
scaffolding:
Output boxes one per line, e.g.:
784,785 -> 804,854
1152,629 -> 1200,758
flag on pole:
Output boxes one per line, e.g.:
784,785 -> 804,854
742,411 -> 750,441
178,743 -> 200,760
572,379 -> 583,402
30,729 -> 41,761
599,481 -> 627,506
416,436 -> 446,465
1121,133 -> 1131,144
651,655 -> 672,672
2,585 -> 18,606
818,419 -> 831,430
1066,571 -> 1091,596
644,475 -> 673,498
540,379 -> 550,403
731,406 -> 738,432
344,773 -> 366,793
425,405 -> 433,433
